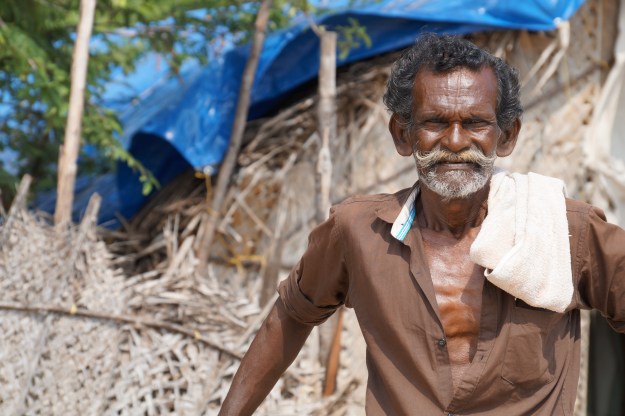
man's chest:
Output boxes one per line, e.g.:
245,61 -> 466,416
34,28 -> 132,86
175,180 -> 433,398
420,228 -> 486,384
344,226 -> 576,411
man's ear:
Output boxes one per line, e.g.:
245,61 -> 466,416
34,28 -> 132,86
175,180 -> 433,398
389,114 -> 414,157
496,118 -> 521,157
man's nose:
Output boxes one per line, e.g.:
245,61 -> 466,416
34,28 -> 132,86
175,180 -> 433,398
441,123 -> 471,153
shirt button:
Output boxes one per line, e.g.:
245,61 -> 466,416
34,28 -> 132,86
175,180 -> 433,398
438,338 -> 447,347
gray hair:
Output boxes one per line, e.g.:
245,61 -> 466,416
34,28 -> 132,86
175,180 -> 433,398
383,33 -> 522,131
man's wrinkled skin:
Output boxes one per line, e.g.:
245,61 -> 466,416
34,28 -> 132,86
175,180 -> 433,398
219,66 -> 520,414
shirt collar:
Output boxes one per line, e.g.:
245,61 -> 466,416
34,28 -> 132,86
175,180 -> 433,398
375,182 -> 420,242
391,186 -> 419,241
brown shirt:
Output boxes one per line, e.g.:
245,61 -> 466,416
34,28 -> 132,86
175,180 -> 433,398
278,184 -> 625,415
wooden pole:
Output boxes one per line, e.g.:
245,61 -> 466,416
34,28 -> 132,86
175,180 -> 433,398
323,300 -> 344,397
54,0 -> 97,226
314,30 -> 342,397
574,309 -> 590,416
0,175 -> 32,244
315,31 -> 336,224
196,0 -> 273,272
0,301 -> 242,360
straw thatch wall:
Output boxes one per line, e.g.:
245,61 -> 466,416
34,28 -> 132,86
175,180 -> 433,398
0,0 -> 620,414
0,189 -> 254,415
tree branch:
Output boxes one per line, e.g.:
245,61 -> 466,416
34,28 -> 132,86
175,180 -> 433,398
195,0 -> 274,272
0,301 -> 243,360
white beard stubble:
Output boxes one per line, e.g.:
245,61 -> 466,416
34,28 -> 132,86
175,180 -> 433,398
413,147 -> 497,200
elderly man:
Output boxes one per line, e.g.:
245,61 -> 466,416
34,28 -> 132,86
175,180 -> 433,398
220,34 -> 625,415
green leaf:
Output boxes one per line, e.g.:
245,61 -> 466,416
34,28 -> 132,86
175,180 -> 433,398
336,17 -> 371,59
112,0 -> 127,8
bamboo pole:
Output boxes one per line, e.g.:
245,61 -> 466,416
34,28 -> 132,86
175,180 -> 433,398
315,31 -> 336,224
1,175 -> 32,244
314,30 -> 343,397
322,301 -> 344,397
195,0 -> 273,272
54,0 -> 97,226
0,301 -> 242,360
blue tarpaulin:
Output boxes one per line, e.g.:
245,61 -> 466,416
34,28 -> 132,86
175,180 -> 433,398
37,0 -> 585,226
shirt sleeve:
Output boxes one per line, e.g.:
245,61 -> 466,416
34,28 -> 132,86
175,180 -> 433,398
277,206 -> 349,326
574,205 -> 625,332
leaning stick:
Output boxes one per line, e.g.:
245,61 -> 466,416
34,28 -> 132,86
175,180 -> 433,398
0,301 -> 242,360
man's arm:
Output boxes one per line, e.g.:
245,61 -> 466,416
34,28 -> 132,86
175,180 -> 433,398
574,205 -> 625,329
220,208 -> 347,414
219,297 -> 313,415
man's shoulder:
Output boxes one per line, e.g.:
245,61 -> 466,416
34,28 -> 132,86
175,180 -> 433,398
332,187 -> 412,216
565,198 -> 609,235
334,188 -> 411,210
565,197 -> 605,218
565,197 -> 593,213
337,192 -> 401,208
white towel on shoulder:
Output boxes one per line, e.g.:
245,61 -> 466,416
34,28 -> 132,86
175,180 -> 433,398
470,171 -> 573,313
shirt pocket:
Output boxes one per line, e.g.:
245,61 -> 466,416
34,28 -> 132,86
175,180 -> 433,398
501,300 -> 559,390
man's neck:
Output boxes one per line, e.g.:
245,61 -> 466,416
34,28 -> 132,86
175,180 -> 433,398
416,182 -> 490,239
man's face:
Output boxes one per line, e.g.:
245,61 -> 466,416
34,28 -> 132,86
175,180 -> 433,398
410,66 -> 502,200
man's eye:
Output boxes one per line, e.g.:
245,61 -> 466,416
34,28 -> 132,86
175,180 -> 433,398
423,119 -> 446,127
464,119 -> 489,128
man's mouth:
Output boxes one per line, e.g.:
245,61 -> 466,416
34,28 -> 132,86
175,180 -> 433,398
435,161 -> 478,169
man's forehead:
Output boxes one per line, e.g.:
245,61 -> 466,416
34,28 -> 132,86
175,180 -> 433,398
411,66 -> 499,106
413,65 -> 497,87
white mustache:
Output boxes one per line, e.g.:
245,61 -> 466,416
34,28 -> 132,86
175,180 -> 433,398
413,148 -> 496,169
